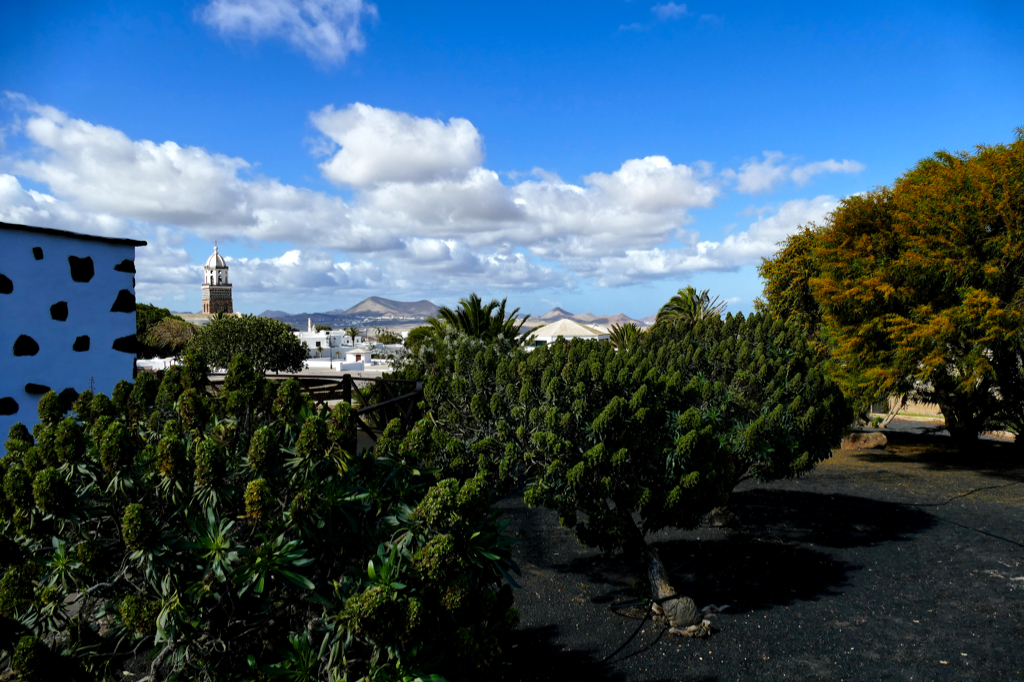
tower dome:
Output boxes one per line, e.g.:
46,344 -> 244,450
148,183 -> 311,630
201,245 -> 233,314
205,246 -> 227,269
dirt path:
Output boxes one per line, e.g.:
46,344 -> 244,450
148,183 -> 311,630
493,430 -> 1024,681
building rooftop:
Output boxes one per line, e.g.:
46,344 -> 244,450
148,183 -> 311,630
0,220 -> 147,247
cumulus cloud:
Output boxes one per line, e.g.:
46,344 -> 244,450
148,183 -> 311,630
582,156 -> 715,212
724,152 -> 864,194
196,0 -> 377,64
722,151 -> 789,194
705,195 -> 838,263
791,158 -> 866,186
312,103 -> 484,187
134,228 -> 202,303
592,196 -> 838,286
224,243 -> 566,301
0,173 -> 135,238
651,2 -> 687,20
0,95 -> 857,306
4,98 -> 718,263
6,99 -> 400,252
343,156 -> 719,262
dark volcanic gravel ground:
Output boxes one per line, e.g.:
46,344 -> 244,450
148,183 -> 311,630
491,426 -> 1024,682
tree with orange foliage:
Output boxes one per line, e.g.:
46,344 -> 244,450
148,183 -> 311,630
760,129 -> 1024,447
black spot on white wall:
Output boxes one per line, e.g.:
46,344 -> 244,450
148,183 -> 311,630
13,335 -> 39,356
58,387 -> 79,411
0,398 -> 17,416
73,336 -> 90,352
32,247 -> 43,260
24,383 -> 50,395
114,259 -> 136,273
50,301 -> 69,321
110,289 -> 136,313
0,274 -> 11,294
69,256 -> 95,282
112,335 -> 139,354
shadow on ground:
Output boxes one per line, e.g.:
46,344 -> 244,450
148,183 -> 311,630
494,624 -> 684,682
492,429 -> 1023,680
675,489 -> 938,613
855,429 -> 1024,483
535,489 -> 938,617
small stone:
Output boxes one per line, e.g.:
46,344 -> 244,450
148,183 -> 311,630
840,432 -> 887,450
706,506 -> 735,527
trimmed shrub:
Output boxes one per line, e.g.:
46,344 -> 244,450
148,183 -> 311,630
0,353 -> 518,681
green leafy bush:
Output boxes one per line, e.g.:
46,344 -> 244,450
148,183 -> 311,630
410,311 -> 848,622
0,354 -> 518,681
186,313 -> 309,373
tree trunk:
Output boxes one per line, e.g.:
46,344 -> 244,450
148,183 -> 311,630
936,397 -> 983,452
617,507 -> 702,629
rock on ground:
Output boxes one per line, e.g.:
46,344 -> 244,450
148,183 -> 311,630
841,431 -> 887,450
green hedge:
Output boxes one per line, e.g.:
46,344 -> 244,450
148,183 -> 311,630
0,354 -> 517,681
415,312 -> 850,553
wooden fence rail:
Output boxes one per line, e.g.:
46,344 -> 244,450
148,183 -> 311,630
208,373 -> 423,443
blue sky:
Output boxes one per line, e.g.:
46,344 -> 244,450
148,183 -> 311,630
1,1 -> 1021,319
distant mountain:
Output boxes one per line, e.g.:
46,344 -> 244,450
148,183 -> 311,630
593,313 -> 640,327
342,297 -> 439,317
258,297 -> 439,330
257,300 -> 654,332
538,307 -> 575,320
525,308 -> 649,329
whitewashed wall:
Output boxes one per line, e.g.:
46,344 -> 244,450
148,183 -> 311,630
1,223 -> 144,450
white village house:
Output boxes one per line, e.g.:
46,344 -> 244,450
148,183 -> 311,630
294,318 -> 368,372
526,318 -> 610,348
1,221 -> 146,449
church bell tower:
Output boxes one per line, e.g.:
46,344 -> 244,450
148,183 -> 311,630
202,245 -> 233,314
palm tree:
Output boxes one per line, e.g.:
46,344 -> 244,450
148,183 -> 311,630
655,286 -> 727,327
427,293 -> 531,345
608,322 -> 645,350
345,326 -> 361,345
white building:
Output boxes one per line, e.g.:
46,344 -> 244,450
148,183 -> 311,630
1,221 -> 146,448
527,319 -> 610,348
293,320 -> 368,372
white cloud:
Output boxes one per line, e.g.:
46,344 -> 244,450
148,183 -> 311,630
592,196 -> 838,286
312,103 -> 483,187
724,151 -> 865,194
0,96 -> 855,307
134,228 -> 202,304
722,151 -> 789,194
355,167 -> 524,237
15,103 -> 253,226
582,156 -> 716,212
6,100 -> 400,252
0,173 -> 134,238
652,2 -> 687,20
225,243 -> 566,300
791,158 -> 866,186
708,195 -> 838,262
196,0 -> 377,64
5,98 -> 719,264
